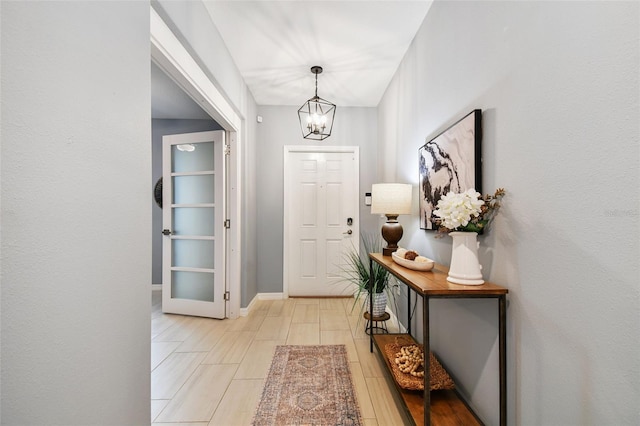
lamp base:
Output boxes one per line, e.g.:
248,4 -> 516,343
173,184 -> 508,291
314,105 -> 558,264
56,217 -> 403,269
381,215 -> 403,256
382,247 -> 398,256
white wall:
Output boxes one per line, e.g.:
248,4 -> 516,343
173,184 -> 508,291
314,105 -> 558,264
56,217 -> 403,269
255,106 -> 379,293
1,2 -> 151,424
379,1 -> 639,424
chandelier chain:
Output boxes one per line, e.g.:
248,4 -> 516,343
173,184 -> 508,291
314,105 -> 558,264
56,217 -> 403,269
315,72 -> 318,98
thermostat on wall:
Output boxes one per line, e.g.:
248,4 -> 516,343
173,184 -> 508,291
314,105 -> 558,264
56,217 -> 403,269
365,192 -> 372,206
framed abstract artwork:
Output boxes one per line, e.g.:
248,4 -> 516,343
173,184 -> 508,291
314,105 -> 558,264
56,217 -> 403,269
419,109 -> 482,230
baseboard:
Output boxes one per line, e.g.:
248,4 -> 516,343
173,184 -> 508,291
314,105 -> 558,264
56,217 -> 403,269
258,292 -> 285,301
386,307 -> 407,333
239,292 -> 285,317
239,296 -> 257,317
151,287 -> 283,317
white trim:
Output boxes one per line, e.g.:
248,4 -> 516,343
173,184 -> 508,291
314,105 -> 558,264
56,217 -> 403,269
150,10 -> 240,131
226,131 -> 242,320
238,298 -> 256,317
283,145 -> 360,298
151,6 -> 242,319
258,292 -> 285,301
386,307 -> 407,333
239,293 -> 285,317
284,145 -> 360,154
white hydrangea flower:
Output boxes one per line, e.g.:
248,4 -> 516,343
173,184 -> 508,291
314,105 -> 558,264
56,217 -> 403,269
433,189 -> 484,230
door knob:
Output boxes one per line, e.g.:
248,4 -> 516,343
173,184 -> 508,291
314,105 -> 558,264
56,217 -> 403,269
162,229 -> 173,236
343,229 -> 353,235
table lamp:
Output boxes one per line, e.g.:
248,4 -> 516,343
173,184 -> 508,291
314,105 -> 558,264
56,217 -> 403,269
371,183 -> 412,256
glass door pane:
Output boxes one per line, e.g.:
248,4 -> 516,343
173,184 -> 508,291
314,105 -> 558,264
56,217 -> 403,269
171,271 -> 215,302
172,207 -> 216,236
172,239 -> 215,269
172,142 -> 215,172
170,140 -> 216,302
172,175 -> 215,204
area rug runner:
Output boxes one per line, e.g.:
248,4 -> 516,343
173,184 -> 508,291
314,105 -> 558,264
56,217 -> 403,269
252,345 -> 362,426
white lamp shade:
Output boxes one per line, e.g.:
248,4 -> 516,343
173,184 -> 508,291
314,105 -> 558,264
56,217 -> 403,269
371,183 -> 412,215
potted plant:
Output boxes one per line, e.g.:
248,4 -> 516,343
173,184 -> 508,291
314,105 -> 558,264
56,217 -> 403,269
339,233 -> 390,317
432,188 -> 506,285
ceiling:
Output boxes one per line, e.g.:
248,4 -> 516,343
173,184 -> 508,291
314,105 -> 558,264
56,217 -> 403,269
152,1 -> 432,119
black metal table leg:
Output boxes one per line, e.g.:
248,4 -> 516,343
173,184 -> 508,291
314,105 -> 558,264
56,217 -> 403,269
369,257 -> 374,352
407,289 -> 412,335
499,295 -> 507,426
423,296 -> 431,426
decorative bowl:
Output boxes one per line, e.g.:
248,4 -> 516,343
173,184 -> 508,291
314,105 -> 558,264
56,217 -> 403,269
391,251 -> 435,271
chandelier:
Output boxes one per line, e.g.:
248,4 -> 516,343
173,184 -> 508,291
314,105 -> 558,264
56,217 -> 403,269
297,66 -> 336,141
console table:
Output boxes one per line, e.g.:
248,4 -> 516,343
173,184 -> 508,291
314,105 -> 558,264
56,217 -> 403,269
368,253 -> 508,426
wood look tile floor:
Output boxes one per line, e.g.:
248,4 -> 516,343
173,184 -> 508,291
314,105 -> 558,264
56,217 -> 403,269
151,292 -> 409,426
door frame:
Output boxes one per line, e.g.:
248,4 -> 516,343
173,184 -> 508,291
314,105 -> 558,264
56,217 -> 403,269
151,7 -> 242,318
283,145 -> 360,298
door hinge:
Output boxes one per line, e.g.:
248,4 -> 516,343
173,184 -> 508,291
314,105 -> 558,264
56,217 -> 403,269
224,219 -> 231,229
224,144 -> 231,156
223,291 -> 230,301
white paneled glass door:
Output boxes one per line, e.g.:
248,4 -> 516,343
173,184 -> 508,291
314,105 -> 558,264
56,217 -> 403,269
162,130 -> 226,318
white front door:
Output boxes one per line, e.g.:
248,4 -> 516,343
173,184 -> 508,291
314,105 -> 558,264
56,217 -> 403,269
284,146 -> 360,296
162,130 -> 226,318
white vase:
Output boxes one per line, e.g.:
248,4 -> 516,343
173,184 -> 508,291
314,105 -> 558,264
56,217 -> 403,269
447,231 -> 484,285
367,291 -> 388,317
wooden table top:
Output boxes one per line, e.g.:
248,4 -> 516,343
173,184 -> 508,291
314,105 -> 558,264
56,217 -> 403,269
369,252 -> 508,296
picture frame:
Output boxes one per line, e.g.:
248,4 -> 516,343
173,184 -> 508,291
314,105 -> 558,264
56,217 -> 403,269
419,109 -> 482,230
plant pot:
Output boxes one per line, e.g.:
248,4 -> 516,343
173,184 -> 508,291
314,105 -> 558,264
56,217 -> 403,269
366,291 -> 388,317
